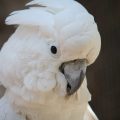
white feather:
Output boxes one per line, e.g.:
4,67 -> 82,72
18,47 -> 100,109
0,95 -> 26,120
26,0 -> 74,9
6,0 -> 76,27
6,8 -> 54,27
84,105 -> 99,120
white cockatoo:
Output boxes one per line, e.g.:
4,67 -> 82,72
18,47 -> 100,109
0,0 -> 101,120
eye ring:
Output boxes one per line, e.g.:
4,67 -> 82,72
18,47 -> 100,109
51,46 -> 57,54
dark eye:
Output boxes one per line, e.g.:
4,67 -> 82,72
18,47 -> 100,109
51,46 -> 57,54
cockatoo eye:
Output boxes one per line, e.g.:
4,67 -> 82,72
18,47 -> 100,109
51,46 -> 57,54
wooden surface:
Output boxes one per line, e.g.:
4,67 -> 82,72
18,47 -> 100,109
0,0 -> 120,120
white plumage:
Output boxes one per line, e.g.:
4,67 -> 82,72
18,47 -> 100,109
0,0 -> 101,120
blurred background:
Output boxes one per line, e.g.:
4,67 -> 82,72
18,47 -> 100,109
0,0 -> 120,120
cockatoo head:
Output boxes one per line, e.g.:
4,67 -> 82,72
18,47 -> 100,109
0,0 -> 101,106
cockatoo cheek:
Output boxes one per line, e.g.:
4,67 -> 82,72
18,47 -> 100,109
23,61 -> 59,93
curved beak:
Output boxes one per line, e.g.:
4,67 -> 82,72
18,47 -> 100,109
59,59 -> 87,95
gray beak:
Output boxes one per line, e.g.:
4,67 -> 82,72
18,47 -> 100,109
59,59 -> 87,96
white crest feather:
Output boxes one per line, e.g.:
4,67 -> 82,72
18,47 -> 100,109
26,0 -> 74,7
5,8 -> 54,27
6,0 -> 75,27
27,0 -> 74,12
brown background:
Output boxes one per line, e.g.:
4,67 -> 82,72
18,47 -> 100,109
0,0 -> 120,120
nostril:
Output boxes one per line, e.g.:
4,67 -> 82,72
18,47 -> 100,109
67,83 -> 72,93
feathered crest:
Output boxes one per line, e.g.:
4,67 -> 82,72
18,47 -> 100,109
26,0 -> 74,11
5,0 -> 93,40
5,0 -> 74,27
